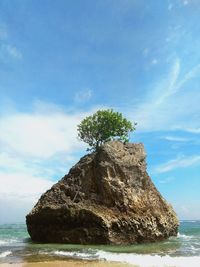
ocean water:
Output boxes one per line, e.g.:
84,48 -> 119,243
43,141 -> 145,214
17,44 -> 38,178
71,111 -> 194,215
0,221 -> 200,266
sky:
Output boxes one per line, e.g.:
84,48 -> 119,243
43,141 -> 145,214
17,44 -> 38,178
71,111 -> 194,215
0,0 -> 200,223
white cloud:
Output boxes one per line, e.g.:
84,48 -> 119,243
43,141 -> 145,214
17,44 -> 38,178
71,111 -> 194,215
142,47 -> 149,56
129,58 -> 200,132
0,172 -> 53,201
0,152 -> 68,179
0,153 -> 29,173
0,110 -> 85,159
0,171 -> 54,223
164,136 -> 189,142
0,23 -> 22,60
151,58 -> 158,65
154,155 -> 200,174
168,3 -> 173,10
5,44 -> 22,59
176,63 -> 200,89
74,88 -> 93,104
0,101 -> 107,222
0,101 -> 108,222
0,44 -> 22,60
0,197 -> 35,224
158,176 -> 174,184
0,120 -> 60,222
173,202 -> 200,220
185,128 -> 200,134
183,0 -> 189,5
0,100 -> 105,168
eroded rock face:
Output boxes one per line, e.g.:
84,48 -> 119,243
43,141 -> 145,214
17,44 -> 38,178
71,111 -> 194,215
26,141 -> 179,244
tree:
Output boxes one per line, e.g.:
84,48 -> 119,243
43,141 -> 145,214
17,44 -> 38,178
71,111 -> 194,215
77,109 -> 136,151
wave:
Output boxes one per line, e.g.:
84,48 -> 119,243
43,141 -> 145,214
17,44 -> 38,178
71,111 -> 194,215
0,238 -> 19,245
53,250 -> 200,267
177,233 -> 193,239
0,251 -> 12,258
0,240 -> 7,245
54,250 -> 98,260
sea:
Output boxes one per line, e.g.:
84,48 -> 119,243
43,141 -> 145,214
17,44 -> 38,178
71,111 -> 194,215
0,220 -> 200,267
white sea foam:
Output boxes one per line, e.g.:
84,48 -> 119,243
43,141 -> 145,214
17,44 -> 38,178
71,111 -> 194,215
177,232 -> 193,239
0,239 -> 19,245
54,250 -> 200,267
0,240 -> 7,245
54,250 -> 97,260
0,251 -> 12,258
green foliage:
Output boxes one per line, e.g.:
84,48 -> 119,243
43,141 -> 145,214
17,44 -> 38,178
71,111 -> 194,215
77,109 -> 136,151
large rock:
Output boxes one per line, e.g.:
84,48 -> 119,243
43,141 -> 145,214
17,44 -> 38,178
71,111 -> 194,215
26,141 -> 179,244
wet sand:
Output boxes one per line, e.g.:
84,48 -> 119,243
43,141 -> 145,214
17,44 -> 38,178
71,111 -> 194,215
0,260 -> 135,267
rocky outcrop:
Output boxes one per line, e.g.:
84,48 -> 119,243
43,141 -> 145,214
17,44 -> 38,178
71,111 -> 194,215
26,141 -> 179,244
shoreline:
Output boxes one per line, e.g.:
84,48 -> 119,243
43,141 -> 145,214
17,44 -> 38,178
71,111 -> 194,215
0,260 -> 134,267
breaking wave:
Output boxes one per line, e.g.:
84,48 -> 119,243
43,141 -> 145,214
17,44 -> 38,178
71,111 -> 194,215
54,249 -> 200,267
0,251 -> 12,258
0,238 -> 19,245
177,233 -> 194,239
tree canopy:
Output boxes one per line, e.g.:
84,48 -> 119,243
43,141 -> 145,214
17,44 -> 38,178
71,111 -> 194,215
77,109 -> 136,151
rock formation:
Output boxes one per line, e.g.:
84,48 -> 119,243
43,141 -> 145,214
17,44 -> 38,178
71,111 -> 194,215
26,141 -> 179,244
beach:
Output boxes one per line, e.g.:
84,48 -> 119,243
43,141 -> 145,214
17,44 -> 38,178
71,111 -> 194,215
0,260 -> 132,267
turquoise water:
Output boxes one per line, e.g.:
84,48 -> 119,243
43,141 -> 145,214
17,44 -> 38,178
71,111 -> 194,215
0,221 -> 200,266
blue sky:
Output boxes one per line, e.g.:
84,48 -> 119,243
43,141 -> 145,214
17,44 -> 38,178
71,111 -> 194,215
0,0 -> 200,223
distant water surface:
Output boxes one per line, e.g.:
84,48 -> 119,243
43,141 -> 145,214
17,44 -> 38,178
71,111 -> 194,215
0,221 -> 200,266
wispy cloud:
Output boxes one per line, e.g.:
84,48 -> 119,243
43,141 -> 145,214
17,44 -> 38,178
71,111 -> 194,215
151,58 -> 159,65
168,0 -> 189,11
130,58 -> 200,132
185,128 -> 200,134
0,44 -> 22,60
0,22 -> 22,60
168,3 -> 174,10
155,59 -> 180,105
158,176 -> 174,184
74,89 -> 93,104
176,63 -> 200,89
154,155 -> 200,174
164,136 -> 189,142
183,0 -> 189,6
5,44 -> 22,59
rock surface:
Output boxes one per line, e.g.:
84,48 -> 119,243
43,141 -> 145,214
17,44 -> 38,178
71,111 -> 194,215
26,141 -> 179,244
